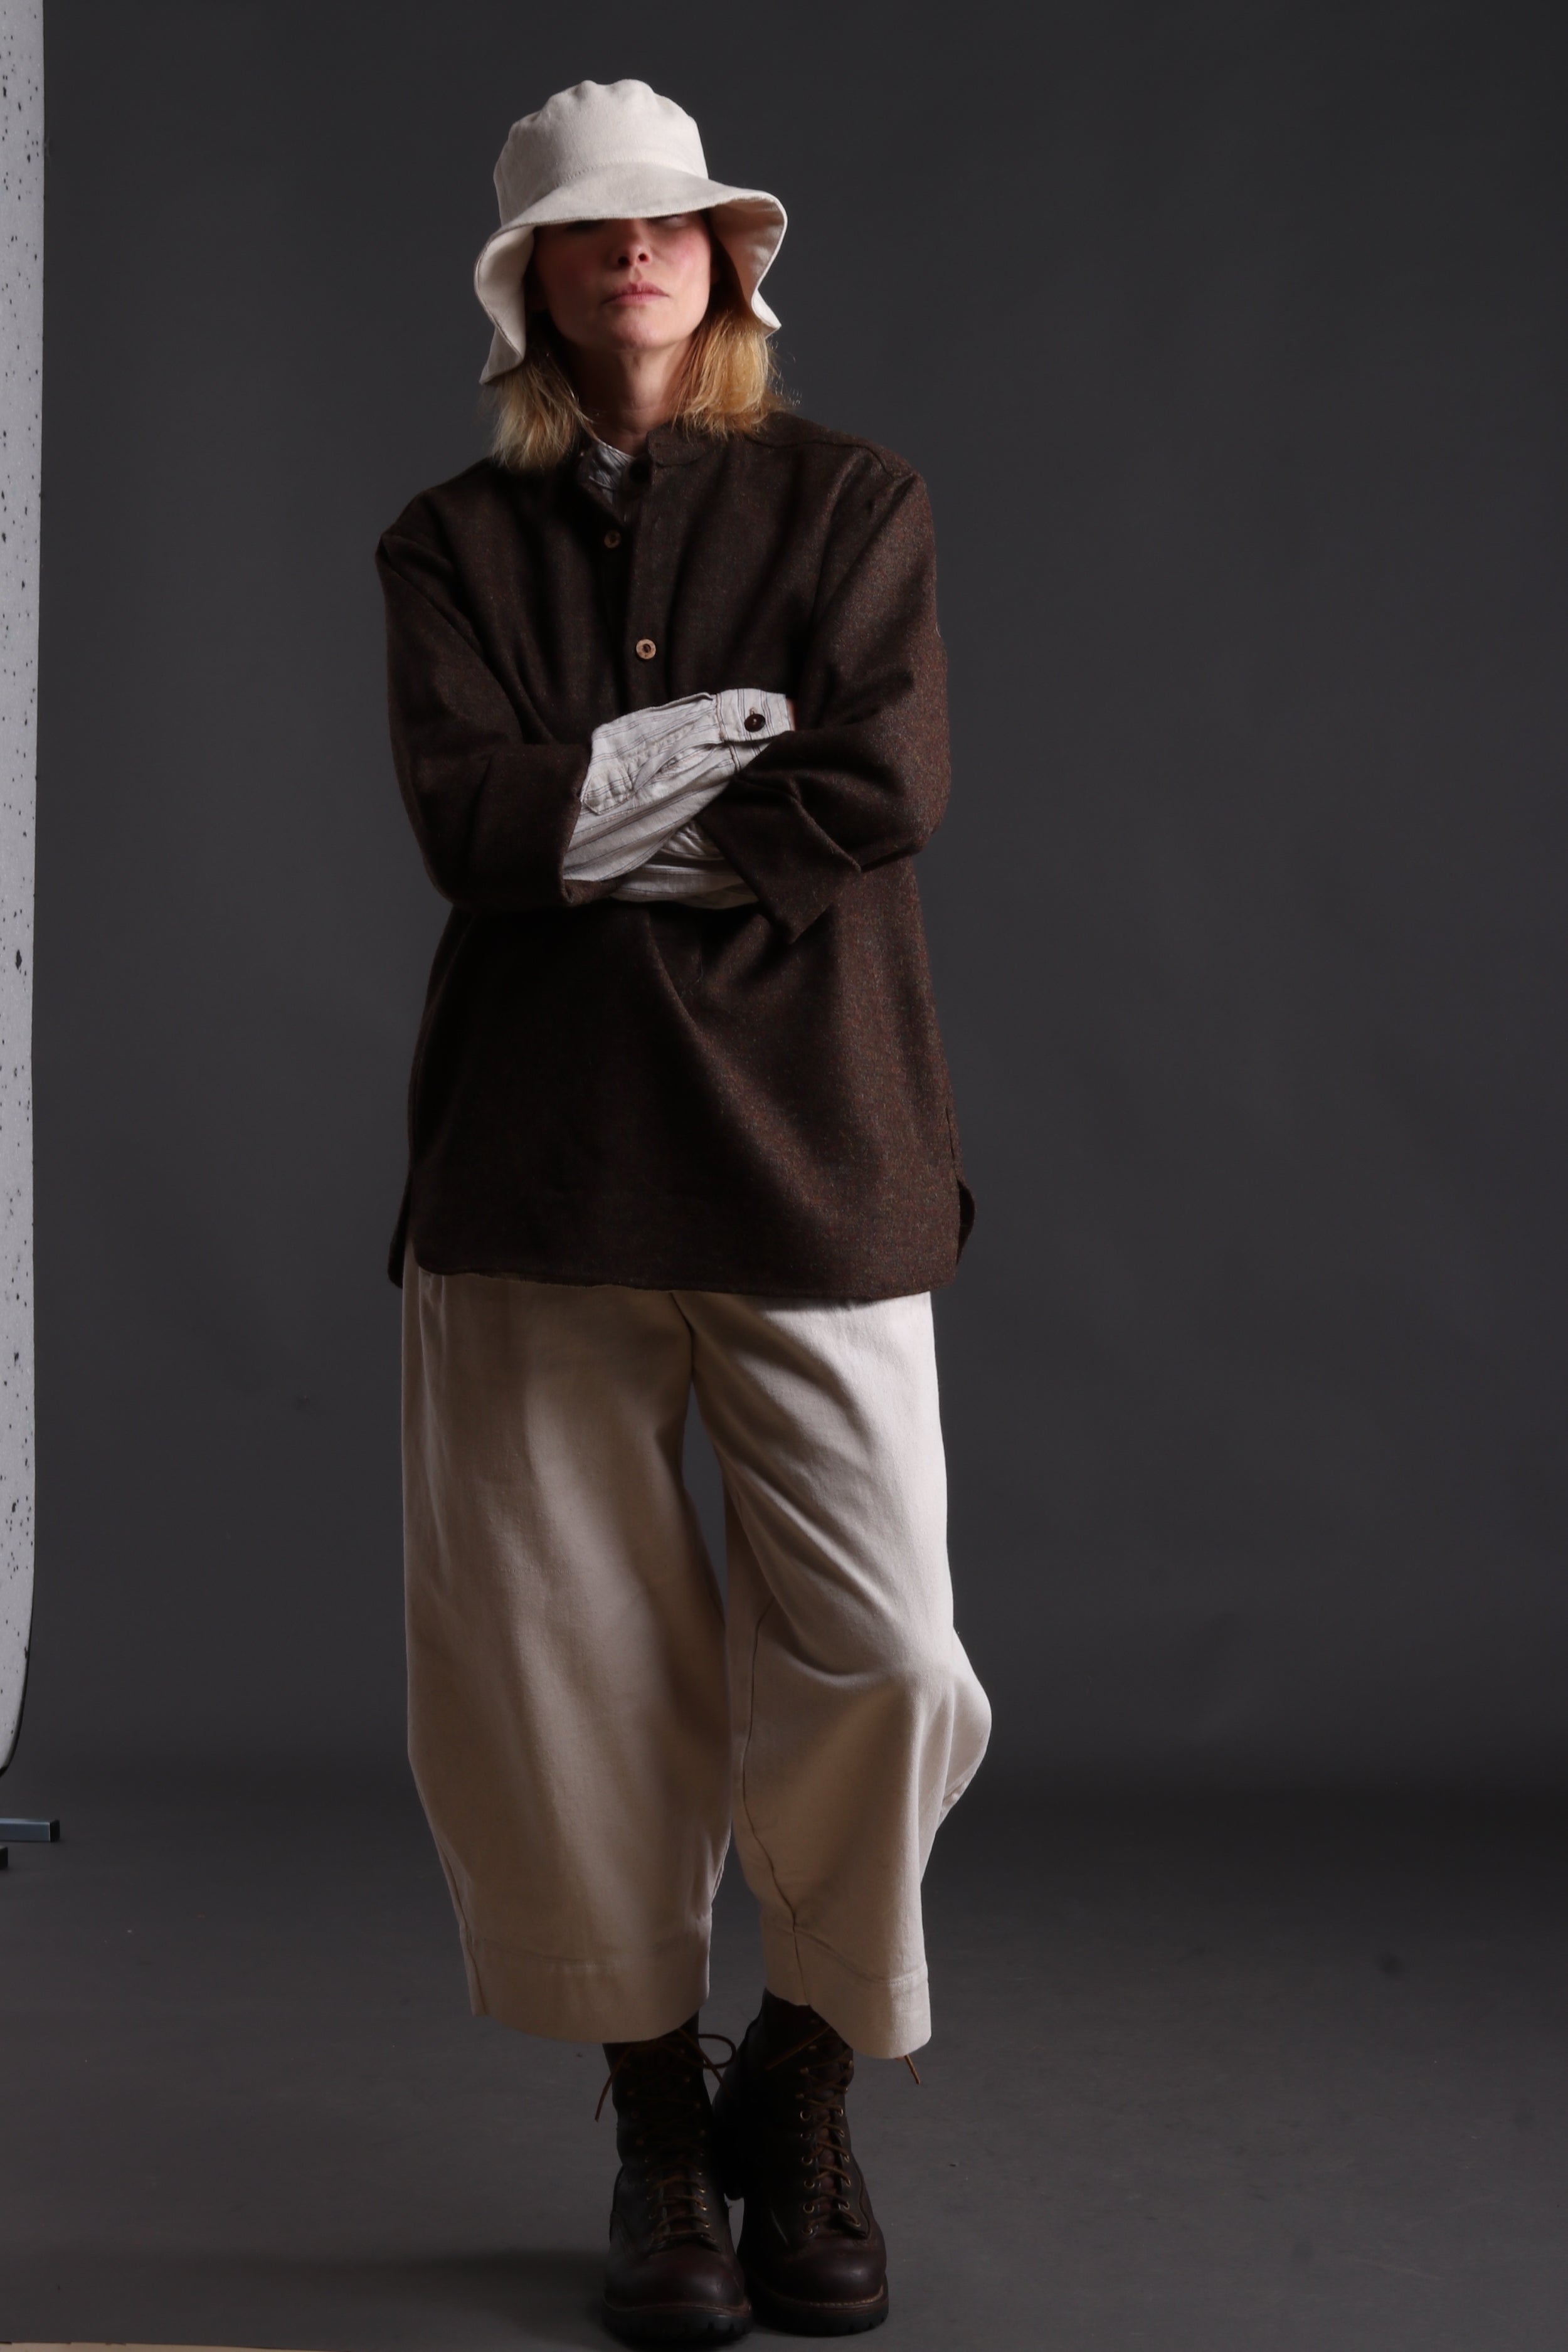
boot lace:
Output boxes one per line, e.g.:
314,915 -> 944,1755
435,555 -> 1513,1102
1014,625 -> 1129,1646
763,2021 -> 901,2237
597,2025 -> 736,2254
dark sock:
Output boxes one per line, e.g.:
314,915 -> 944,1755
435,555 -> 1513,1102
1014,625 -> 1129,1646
755,1988 -> 837,2053
603,2010 -> 701,2067
760,1988 -> 820,2029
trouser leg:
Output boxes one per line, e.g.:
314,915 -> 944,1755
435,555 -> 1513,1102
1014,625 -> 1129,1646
681,1288 -> 991,2058
401,1258 -> 731,2043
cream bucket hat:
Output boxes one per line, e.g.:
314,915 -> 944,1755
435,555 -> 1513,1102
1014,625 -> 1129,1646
474,78 -> 787,383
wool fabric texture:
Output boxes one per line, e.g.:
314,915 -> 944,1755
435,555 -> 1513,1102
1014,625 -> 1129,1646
377,413 -> 973,1300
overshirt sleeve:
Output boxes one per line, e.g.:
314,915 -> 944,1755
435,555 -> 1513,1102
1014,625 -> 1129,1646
377,517 -> 591,913
698,466 -> 950,942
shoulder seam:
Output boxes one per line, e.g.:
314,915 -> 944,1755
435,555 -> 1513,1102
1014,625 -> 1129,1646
757,415 -> 918,481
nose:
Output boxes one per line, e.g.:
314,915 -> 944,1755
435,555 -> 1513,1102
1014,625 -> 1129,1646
610,221 -> 654,266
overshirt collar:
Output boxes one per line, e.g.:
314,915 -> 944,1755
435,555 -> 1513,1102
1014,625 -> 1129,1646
644,423 -> 710,468
567,424 -> 710,521
572,431 -> 649,521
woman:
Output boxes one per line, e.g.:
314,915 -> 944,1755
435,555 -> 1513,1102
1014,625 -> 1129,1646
379,78 -> 990,2344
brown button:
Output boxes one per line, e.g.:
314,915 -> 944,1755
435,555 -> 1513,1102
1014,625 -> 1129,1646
744,711 -> 766,732
635,637 -> 657,660
603,528 -> 622,549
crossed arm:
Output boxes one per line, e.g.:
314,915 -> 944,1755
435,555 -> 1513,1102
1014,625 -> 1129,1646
564,688 -> 793,906
377,464 -> 950,943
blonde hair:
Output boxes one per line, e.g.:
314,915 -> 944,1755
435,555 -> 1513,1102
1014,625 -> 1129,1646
486,241 -> 787,472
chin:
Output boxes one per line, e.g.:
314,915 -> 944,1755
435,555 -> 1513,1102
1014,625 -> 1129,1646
603,317 -> 694,352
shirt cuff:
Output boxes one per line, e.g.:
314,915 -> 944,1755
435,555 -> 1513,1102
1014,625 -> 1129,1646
712,689 -> 792,746
567,691 -> 794,887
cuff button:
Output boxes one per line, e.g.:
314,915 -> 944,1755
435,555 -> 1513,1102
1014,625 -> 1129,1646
744,711 -> 765,731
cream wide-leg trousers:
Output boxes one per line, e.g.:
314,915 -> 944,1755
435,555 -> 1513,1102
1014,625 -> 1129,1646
401,1258 -> 991,2059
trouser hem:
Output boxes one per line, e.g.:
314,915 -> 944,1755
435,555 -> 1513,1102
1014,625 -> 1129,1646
462,1924 -> 712,2045
759,1912 -> 932,2059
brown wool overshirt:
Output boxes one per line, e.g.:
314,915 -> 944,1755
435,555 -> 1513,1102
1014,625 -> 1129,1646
378,411 -> 973,1298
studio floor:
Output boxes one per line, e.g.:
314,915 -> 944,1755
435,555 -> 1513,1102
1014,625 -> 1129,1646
4,1767 -> 1567,2351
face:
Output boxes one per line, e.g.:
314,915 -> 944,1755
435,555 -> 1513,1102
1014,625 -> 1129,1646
527,215 -> 715,357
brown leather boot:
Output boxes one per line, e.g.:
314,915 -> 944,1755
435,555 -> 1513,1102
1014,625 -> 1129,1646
600,2016 -> 751,2344
711,1992 -> 889,2336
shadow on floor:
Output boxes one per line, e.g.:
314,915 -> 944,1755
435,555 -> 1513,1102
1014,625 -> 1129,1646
6,2245 -> 607,2349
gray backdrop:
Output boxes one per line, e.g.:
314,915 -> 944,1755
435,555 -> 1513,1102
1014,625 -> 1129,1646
23,0 -> 1567,1788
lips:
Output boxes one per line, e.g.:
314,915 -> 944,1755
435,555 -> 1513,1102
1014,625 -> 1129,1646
608,284 -> 666,302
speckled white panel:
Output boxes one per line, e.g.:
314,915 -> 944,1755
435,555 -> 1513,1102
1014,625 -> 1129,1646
0,0 -> 40,1771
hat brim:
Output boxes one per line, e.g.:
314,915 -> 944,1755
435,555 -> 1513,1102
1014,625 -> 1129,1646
474,164 -> 786,382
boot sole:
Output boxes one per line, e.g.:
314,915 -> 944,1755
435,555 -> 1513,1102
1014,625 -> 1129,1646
745,2277 -> 889,2336
601,2294 -> 753,2344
